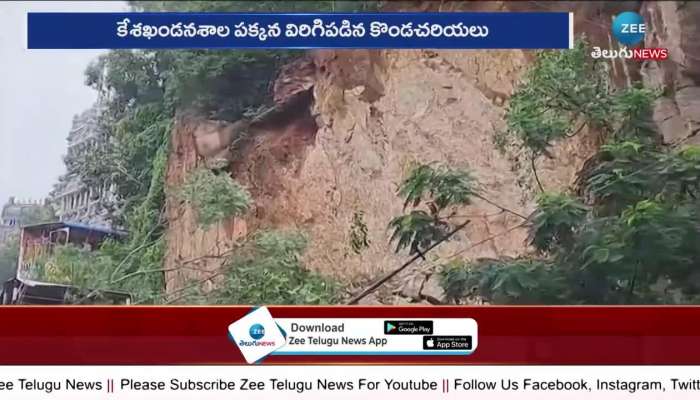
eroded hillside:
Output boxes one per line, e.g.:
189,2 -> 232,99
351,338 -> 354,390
163,0 -> 700,304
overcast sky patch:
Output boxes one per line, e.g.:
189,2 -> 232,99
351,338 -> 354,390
0,1 -> 127,206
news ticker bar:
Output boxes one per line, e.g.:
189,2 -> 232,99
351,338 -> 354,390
3,307 -> 700,365
26,12 -> 574,49
1,366 -> 699,399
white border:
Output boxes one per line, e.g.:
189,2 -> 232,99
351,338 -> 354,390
569,12 -> 575,48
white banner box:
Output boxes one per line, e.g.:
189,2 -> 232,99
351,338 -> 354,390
2,366 -> 700,400
272,318 -> 478,356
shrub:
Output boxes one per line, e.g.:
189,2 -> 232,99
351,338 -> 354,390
179,168 -> 252,228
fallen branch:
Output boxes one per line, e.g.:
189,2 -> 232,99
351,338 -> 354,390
530,154 -> 545,193
109,267 -> 179,285
472,193 -> 529,221
442,220 -> 528,262
346,220 -> 470,305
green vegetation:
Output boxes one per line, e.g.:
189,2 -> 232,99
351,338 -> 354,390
31,244 -> 111,287
0,234 -> 19,283
504,40 -> 657,157
37,230 -> 338,305
179,168 -> 251,228
51,1 -> 373,303
438,40 -> 700,305
390,163 -> 476,255
37,7 -> 697,306
505,40 -> 609,155
497,39 -> 657,193
442,258 -> 563,304
527,192 -> 588,254
176,231 -> 338,305
349,211 -> 370,255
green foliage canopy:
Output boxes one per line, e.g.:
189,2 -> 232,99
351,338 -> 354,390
174,231 -> 339,305
504,39 -> 657,157
390,163 -> 476,255
441,41 -> 700,305
55,0 -> 363,303
527,192 -> 588,253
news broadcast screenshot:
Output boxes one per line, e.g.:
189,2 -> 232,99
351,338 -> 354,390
0,0 -> 699,398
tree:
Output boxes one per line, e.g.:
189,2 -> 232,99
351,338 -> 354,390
67,2 -> 296,299
389,163 -> 476,255
504,40 -> 612,157
527,192 -> 588,254
54,1 -> 371,302
440,40 -> 700,305
442,257 -> 566,304
501,39 -> 657,192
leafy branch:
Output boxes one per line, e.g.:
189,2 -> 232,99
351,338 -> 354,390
443,40 -> 700,305
389,163 -> 477,255
179,168 -> 251,228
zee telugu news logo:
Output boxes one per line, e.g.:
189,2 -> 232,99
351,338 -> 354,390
237,323 -> 277,347
249,324 -> 265,340
591,11 -> 668,61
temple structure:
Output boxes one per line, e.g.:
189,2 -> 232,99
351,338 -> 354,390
50,104 -> 116,226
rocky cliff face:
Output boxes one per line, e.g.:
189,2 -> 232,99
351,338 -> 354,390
163,1 -> 700,304
641,1 -> 700,145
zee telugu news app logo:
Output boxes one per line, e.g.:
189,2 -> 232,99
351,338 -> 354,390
591,11 -> 668,61
228,307 -> 287,364
249,324 -> 266,340
240,323 -> 275,346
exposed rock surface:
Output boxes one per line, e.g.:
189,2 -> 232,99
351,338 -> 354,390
162,1 -> 700,304
641,1 -> 700,145
163,116 -> 249,297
